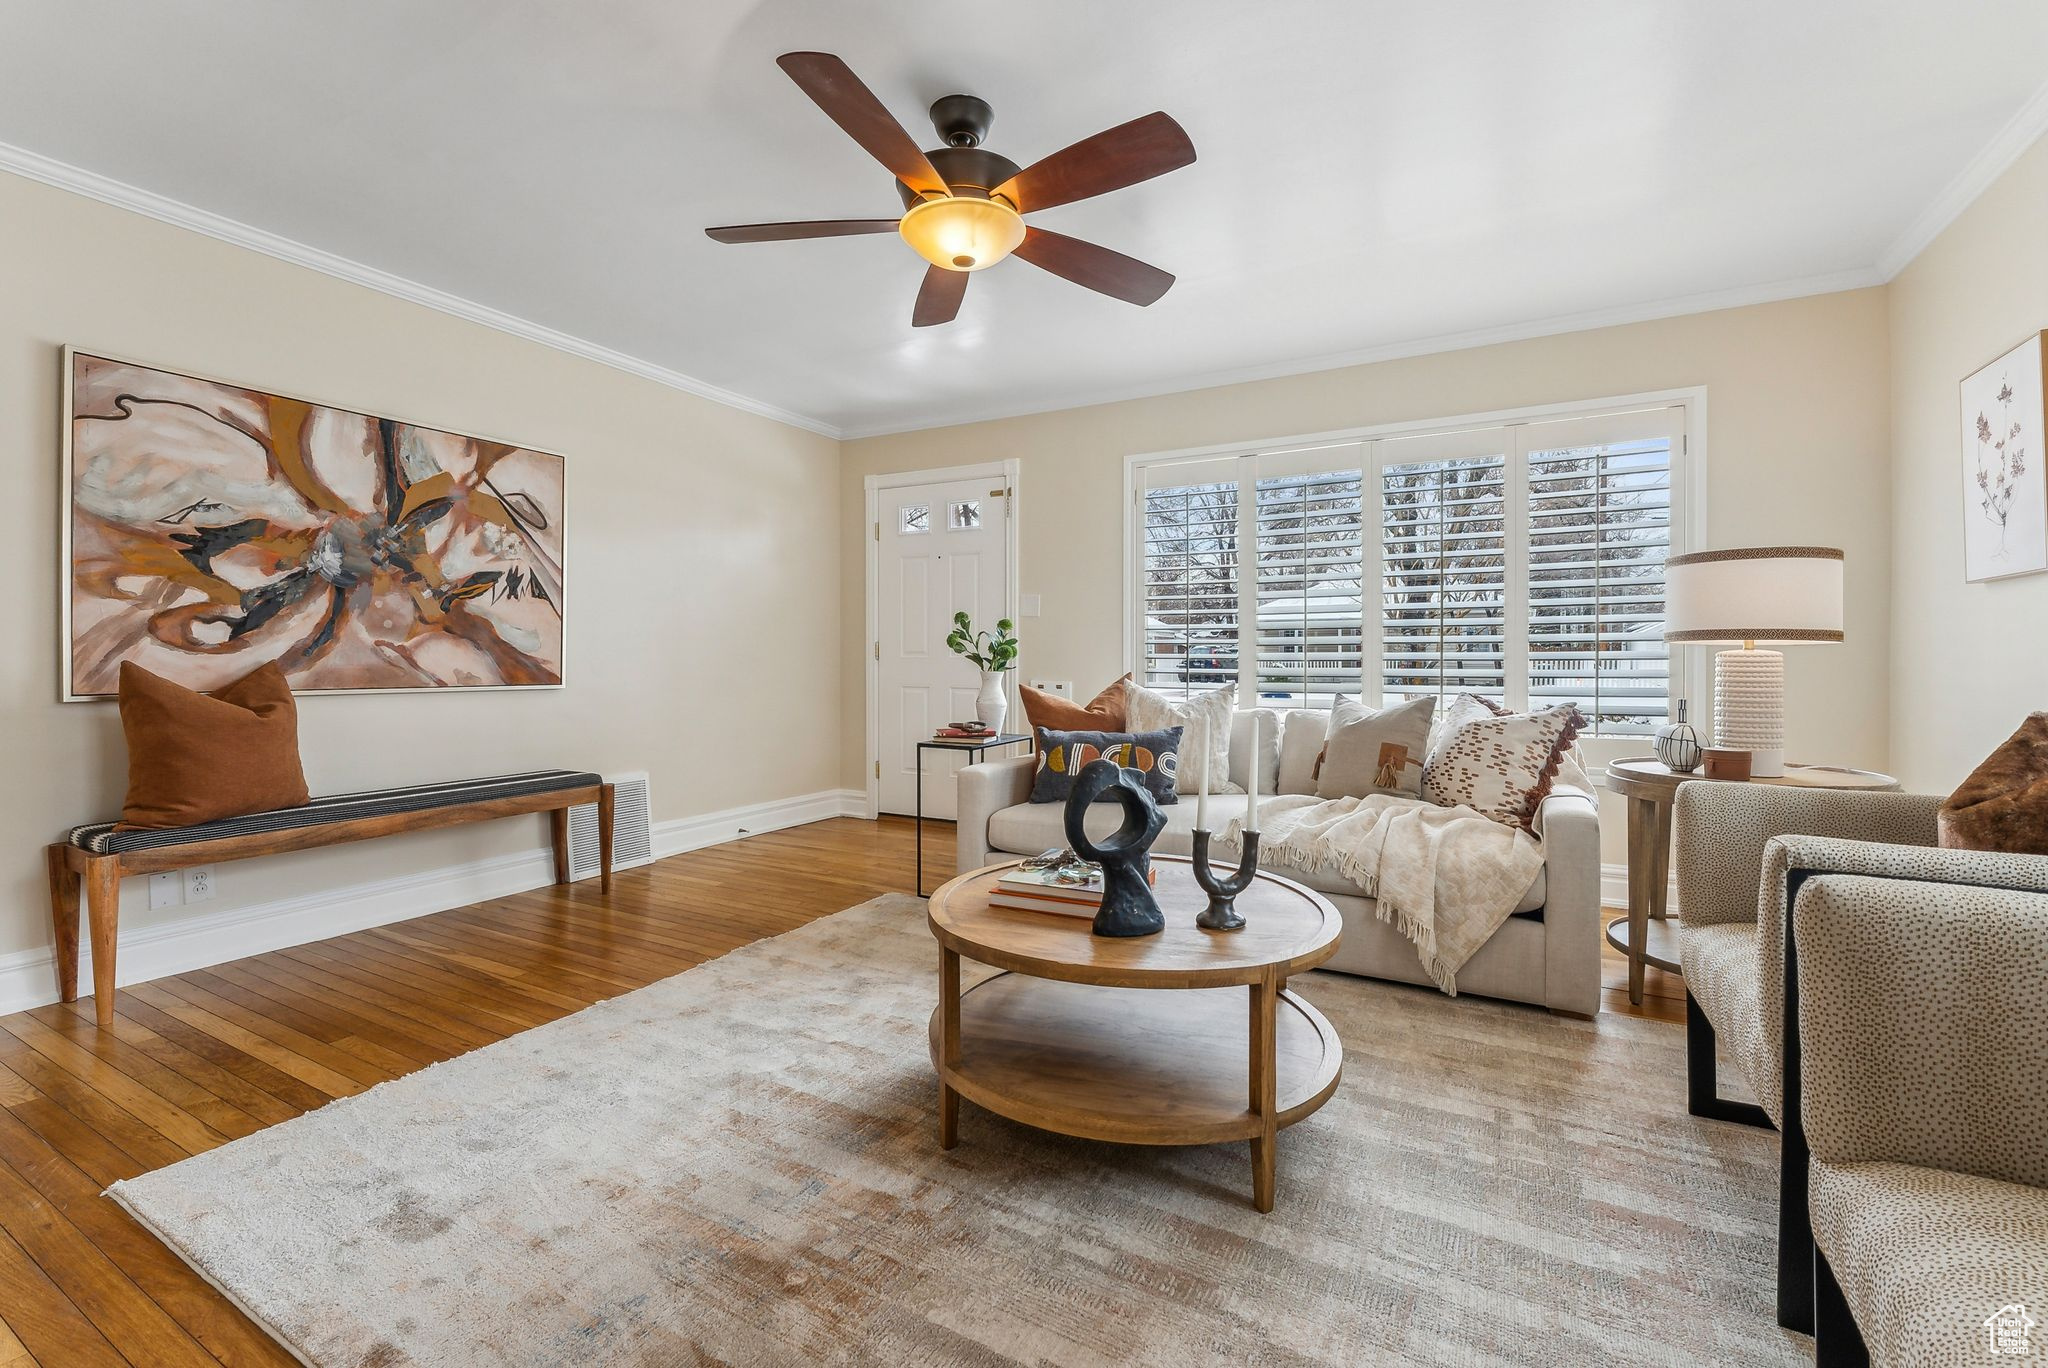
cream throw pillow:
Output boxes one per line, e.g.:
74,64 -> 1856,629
1313,694 -> 1435,799
1423,701 -> 1587,831
1429,693 -> 1595,795
1124,680 -> 1238,795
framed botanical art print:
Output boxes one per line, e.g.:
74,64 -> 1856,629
63,349 -> 567,700
1959,330 -> 2048,582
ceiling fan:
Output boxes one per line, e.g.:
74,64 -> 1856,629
707,52 -> 1195,327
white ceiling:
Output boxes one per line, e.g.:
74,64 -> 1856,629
4,1 -> 2047,437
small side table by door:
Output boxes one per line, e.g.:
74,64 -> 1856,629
1601,759 -> 1899,1005
914,733 -> 1033,896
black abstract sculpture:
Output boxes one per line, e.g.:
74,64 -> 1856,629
1190,829 -> 1260,931
1063,758 -> 1166,938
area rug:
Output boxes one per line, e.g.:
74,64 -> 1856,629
109,895 -> 1806,1367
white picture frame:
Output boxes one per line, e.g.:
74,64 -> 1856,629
1959,330 -> 2048,582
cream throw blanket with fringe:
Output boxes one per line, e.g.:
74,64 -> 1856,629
1221,794 -> 1544,994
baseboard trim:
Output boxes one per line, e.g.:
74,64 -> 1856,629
1600,862 -> 1680,915
0,788 -> 869,1017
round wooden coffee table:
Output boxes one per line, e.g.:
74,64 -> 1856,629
926,855 -> 1343,1212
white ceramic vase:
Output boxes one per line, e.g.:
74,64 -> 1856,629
975,670 -> 1008,734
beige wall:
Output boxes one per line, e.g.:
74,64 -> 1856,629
842,288 -> 1896,865
0,170 -> 841,979
1888,135 -> 2048,791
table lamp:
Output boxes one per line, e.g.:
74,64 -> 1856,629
1663,547 -> 1843,778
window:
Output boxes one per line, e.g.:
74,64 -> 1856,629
1140,474 -> 1239,698
1129,400 -> 1689,738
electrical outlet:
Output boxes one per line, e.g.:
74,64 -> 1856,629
149,871 -> 182,910
1028,679 -> 1073,697
1021,593 -> 1043,617
183,865 -> 215,903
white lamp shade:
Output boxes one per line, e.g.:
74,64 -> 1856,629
1664,546 -> 1844,644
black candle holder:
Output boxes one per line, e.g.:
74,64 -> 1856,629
1191,829 -> 1259,931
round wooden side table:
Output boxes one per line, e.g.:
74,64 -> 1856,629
926,855 -> 1343,1213
1602,758 -> 1899,1005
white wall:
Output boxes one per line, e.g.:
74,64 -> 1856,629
1,169 -> 845,1006
1889,134 -> 2048,791
841,288 -> 1897,867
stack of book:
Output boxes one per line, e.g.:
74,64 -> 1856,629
933,722 -> 995,740
990,863 -> 1156,918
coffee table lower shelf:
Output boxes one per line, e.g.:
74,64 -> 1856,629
927,972 -> 1342,1154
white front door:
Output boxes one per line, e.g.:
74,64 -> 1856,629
876,474 -> 1011,819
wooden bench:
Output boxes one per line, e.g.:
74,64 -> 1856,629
47,770 -> 615,1028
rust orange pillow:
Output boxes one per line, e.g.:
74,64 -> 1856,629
117,662 -> 311,829
1020,673 -> 1130,733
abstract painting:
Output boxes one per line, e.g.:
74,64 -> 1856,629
1959,330 -> 2048,582
64,350 -> 566,700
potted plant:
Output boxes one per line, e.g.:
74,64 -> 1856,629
946,611 -> 1018,733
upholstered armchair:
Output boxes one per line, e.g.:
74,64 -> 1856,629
1673,784 -> 1944,1331
1793,849 -> 2048,1367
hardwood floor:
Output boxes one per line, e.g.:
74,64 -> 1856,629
0,815 -> 1679,1365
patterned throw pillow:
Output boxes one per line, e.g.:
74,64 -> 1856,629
1030,727 -> 1182,806
1423,702 -> 1587,831
1313,695 -> 1435,799
1124,680 -> 1237,795
1429,693 -> 1598,796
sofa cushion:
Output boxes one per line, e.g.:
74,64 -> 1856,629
1812,1159 -> 2048,1367
1274,709 -> 1325,795
1020,674 -> 1129,733
1677,920 -> 1778,1124
1314,695 -> 1434,800
1227,708 -> 1282,797
1423,702 -> 1586,832
1125,680 -> 1236,795
1939,711 -> 2048,853
985,799 -> 1545,913
1028,727 -> 1180,806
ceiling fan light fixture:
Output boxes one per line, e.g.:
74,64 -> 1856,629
898,195 -> 1025,272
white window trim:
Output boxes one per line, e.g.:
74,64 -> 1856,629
1122,388 -> 1709,745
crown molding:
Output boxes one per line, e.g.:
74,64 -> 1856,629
837,265 -> 1885,439
11,63 -> 2048,448
0,141 -> 844,439
1876,75 -> 2048,279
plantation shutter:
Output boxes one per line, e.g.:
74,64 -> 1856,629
1251,444 -> 1366,709
1377,429 -> 1509,706
1130,402 -> 1686,734
1138,457 -> 1242,699
1523,409 -> 1679,734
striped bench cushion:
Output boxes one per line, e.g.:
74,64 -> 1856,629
69,770 -> 604,856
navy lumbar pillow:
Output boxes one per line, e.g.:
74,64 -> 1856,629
1031,727 -> 1181,806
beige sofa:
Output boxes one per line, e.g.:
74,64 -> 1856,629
955,709 -> 1603,1016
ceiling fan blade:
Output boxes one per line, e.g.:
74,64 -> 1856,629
1013,227 -> 1175,306
992,112 -> 1195,215
705,219 -> 900,244
912,265 -> 968,327
776,52 -> 950,200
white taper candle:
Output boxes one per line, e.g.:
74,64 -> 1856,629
1196,715 -> 1210,831
1246,712 -> 1261,833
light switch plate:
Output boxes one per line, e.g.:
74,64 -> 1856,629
1028,679 -> 1072,697
1021,593 -> 1042,617
183,865 -> 215,903
149,871 -> 182,910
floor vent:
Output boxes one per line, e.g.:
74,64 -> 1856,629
569,771 -> 653,881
